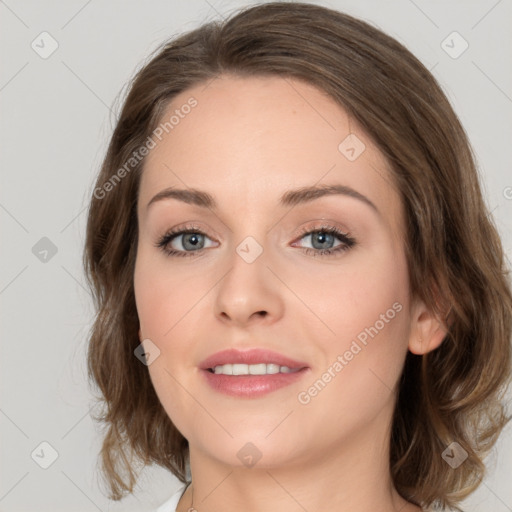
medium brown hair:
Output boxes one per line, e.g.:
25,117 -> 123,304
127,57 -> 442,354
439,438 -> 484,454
83,2 -> 512,509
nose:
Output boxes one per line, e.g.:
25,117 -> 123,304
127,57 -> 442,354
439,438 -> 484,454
213,242 -> 285,328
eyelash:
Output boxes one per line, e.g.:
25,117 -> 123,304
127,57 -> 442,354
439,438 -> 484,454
155,223 -> 356,259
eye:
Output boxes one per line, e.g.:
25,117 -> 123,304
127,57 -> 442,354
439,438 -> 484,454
292,224 -> 356,257
155,224 -> 217,258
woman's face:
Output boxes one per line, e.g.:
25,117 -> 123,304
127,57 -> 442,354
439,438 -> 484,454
134,75 -> 415,468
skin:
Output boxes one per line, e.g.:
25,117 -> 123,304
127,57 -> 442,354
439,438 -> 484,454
133,75 -> 446,512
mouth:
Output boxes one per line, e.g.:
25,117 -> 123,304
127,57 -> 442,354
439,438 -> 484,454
205,363 -> 304,375
199,348 -> 310,398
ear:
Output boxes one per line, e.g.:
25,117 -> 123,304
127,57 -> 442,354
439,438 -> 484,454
408,296 -> 448,355
138,328 -> 143,342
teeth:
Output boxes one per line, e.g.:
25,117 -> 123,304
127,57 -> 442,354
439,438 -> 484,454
212,363 -> 299,375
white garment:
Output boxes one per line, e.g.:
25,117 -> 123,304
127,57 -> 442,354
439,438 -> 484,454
155,483 -> 188,512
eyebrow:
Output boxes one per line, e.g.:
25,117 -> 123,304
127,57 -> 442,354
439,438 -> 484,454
146,184 -> 379,215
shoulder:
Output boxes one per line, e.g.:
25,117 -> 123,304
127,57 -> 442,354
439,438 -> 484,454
155,482 -> 188,512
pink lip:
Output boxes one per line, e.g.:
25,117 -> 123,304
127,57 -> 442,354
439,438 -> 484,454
201,368 -> 310,398
199,348 -> 310,399
199,348 -> 309,371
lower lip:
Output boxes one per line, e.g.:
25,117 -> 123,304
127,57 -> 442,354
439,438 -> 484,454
201,368 -> 310,398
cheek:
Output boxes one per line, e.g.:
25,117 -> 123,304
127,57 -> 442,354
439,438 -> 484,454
134,251 -> 209,429
295,246 -> 410,392
338,250 -> 409,369
296,243 -> 408,343
291,291 -> 409,446
134,248 -> 199,338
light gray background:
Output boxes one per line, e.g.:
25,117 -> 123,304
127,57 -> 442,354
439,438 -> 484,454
1,0 -> 511,511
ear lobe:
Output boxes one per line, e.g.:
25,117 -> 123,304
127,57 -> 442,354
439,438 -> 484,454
408,299 -> 449,355
138,328 -> 142,342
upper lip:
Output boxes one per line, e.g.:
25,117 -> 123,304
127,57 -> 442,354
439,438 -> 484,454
199,348 -> 309,370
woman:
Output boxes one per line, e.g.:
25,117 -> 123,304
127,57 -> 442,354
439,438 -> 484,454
83,3 -> 512,511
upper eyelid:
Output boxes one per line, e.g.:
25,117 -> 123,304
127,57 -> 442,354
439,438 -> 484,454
162,224 -> 349,237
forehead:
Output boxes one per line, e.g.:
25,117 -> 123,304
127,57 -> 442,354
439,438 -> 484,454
138,75 -> 402,233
